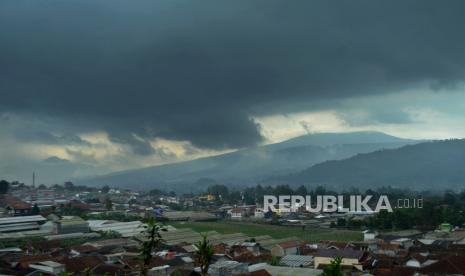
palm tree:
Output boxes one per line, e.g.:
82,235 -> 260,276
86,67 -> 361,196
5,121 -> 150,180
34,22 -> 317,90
195,234 -> 214,276
140,217 -> 165,275
81,267 -> 92,276
323,256 -> 343,276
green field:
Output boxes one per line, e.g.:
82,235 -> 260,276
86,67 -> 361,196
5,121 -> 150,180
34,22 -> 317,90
169,221 -> 362,243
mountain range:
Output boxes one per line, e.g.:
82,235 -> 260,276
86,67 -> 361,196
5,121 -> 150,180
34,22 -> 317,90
76,131 -> 417,193
270,139 -> 465,191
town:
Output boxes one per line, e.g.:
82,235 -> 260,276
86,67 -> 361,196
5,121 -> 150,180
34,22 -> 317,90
1,180 -> 464,275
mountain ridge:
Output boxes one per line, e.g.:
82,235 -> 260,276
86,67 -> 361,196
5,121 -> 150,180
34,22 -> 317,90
75,131 -> 417,192
267,139 -> 465,191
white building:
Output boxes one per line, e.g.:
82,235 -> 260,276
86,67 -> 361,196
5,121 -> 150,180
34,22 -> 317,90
254,208 -> 264,218
363,230 -> 378,241
230,208 -> 244,220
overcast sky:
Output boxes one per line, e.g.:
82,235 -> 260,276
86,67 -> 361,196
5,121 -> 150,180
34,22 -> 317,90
2,0 -> 465,183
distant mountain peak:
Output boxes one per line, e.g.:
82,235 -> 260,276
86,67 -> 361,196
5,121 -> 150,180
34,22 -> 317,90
76,130 -> 417,192
266,131 -> 414,150
43,156 -> 70,164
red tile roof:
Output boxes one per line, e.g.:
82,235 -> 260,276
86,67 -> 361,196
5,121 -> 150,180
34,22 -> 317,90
29,240 -> 62,251
409,253 -> 429,264
17,254 -> 55,269
231,208 -> 244,213
213,243 -> 227,254
420,256 -> 465,274
277,240 -> 301,249
314,248 -> 364,260
60,256 -> 104,273
1,195 -> 32,210
234,253 -> 272,264
375,266 -> 417,276
378,243 -> 401,250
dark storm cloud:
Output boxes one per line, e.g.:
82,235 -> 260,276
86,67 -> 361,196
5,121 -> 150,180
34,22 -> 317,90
1,0 -> 465,153
14,129 -> 91,146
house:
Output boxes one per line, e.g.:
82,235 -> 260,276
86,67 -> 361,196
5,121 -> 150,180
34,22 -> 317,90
0,195 -> 32,216
59,255 -> 105,273
92,264 -> 128,275
233,253 -> 273,265
84,238 -> 140,251
29,261 -> 65,275
271,241 -> 301,257
419,256 -> 465,275
390,238 -> 414,249
148,264 -> 170,275
55,216 -> 89,234
0,247 -> 22,254
313,248 -> 365,271
240,242 -> 261,254
209,260 -> 248,276
248,263 -> 322,276
70,245 -> 99,256
319,240 -> 349,250
230,245 -> 252,258
373,242 -> 402,256
13,254 -> 56,270
67,200 -> 91,211
88,220 -> 144,237
378,229 -> 423,242
28,240 -> 62,253
279,255 -> 314,267
363,230 -> 378,241
405,253 -> 437,268
230,208 -> 245,220
254,208 -> 265,219
0,215 -> 46,233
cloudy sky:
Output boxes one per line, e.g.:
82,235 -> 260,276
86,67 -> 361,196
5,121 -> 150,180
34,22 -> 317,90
1,0 -> 465,184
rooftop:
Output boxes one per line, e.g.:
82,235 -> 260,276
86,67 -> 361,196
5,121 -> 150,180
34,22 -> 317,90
279,255 -> 314,267
277,240 -> 301,249
314,248 -> 364,260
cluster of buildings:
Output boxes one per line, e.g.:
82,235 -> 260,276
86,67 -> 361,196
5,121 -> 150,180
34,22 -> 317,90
2,210 -> 465,275
1,185 -> 465,275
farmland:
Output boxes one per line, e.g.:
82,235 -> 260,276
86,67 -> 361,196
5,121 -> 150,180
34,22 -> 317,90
169,220 -> 362,243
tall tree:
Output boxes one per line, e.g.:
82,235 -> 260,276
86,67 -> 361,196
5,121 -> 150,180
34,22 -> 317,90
207,184 -> 229,199
101,185 -> 110,194
31,204 -> 40,215
140,217 -> 165,275
195,235 -> 214,276
0,180 -> 10,194
104,197 -> 113,211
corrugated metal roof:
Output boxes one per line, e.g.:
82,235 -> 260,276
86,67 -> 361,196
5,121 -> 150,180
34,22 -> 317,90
88,220 -> 145,237
279,255 -> 314,267
0,215 -> 46,225
45,232 -> 100,240
0,223 -> 40,232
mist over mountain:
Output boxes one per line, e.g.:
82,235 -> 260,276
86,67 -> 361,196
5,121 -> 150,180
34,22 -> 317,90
76,131 -> 416,192
269,139 -> 465,191
0,156 -> 101,186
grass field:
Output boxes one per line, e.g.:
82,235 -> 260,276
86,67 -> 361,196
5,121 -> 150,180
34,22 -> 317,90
169,221 -> 362,243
